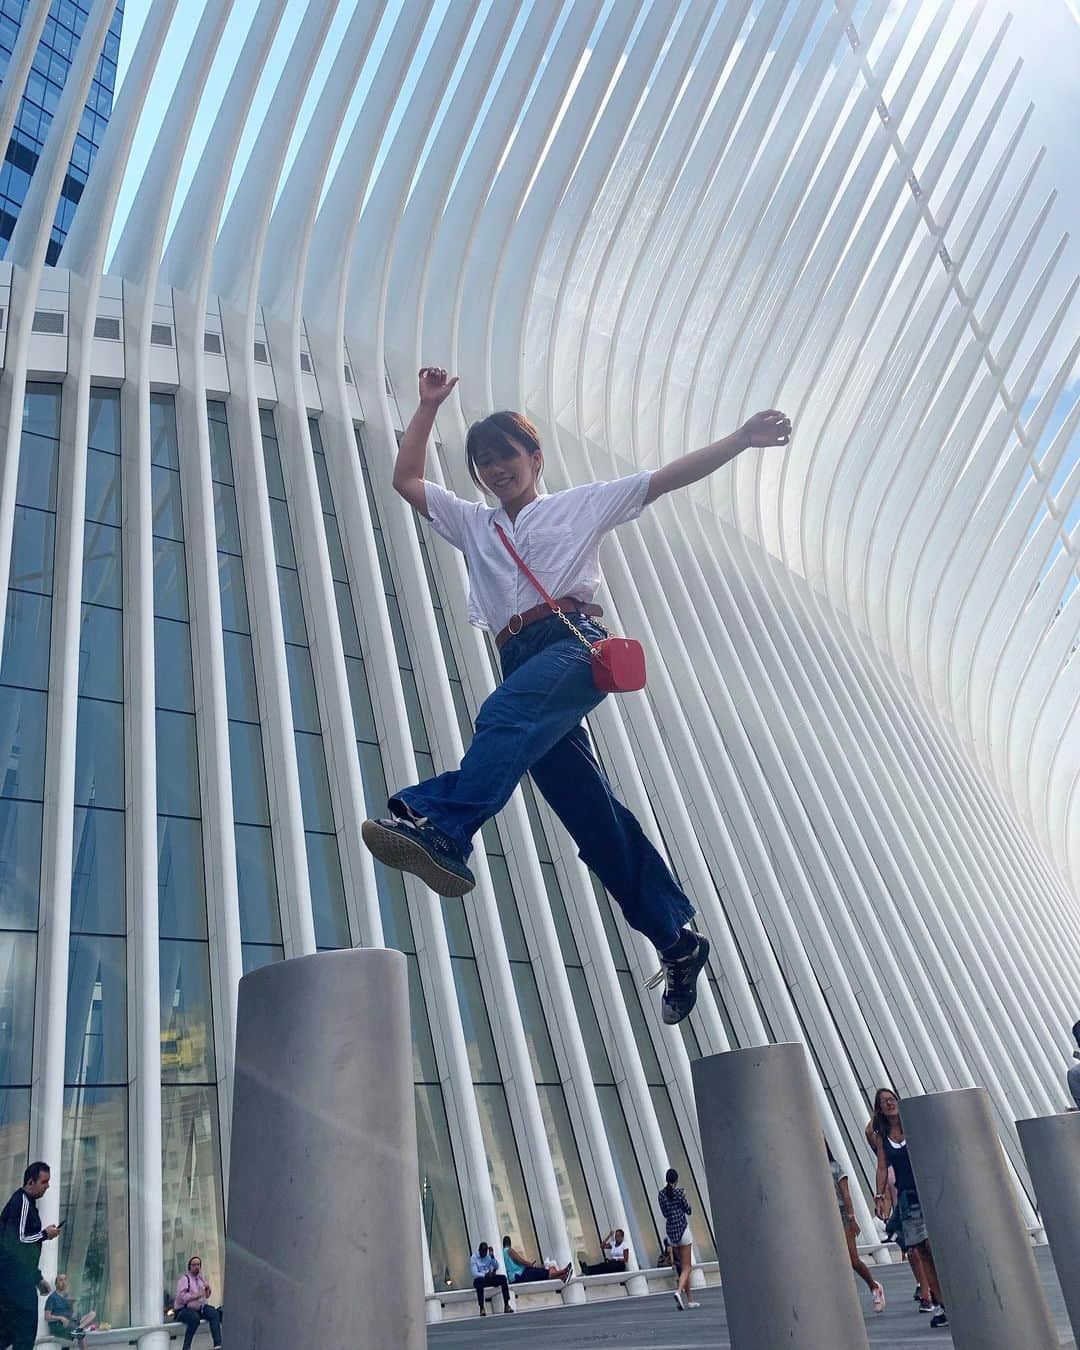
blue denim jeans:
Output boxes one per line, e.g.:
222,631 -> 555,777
393,614 -> 695,950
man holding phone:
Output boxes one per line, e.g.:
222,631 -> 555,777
0,1161 -> 62,1350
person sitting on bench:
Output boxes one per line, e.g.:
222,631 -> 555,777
469,1242 -> 513,1316
582,1228 -> 630,1274
501,1235 -> 572,1284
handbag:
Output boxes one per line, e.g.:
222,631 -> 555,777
494,523 -> 646,693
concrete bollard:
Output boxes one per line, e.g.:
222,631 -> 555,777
1018,1110 -> 1080,1344
902,1088 -> 1057,1350
226,948 -> 424,1349
691,1043 -> 870,1350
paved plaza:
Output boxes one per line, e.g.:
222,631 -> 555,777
428,1247 -> 1073,1349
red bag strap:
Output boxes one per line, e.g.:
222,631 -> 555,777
494,521 -> 598,654
493,522 -> 560,611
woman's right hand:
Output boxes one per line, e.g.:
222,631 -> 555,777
418,367 -> 458,407
874,1194 -> 889,1221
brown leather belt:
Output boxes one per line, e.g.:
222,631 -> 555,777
495,598 -> 603,650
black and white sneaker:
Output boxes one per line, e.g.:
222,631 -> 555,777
646,933 -> 711,1025
929,1309 -> 949,1329
362,810 -> 476,897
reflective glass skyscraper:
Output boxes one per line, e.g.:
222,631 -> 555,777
0,0 -> 123,263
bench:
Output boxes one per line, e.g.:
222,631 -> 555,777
429,1277 -> 566,1321
38,1324 -> 211,1347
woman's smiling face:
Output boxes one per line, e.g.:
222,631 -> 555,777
473,437 -> 542,503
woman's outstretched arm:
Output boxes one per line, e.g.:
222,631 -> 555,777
392,366 -> 458,516
643,409 -> 791,504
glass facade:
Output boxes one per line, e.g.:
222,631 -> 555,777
313,419 -> 471,1287
207,400 -> 284,973
0,0 -> 123,263
63,387 -> 129,1325
152,394 -> 226,1304
0,386 -> 57,1233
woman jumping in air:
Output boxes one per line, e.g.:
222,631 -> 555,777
362,367 -> 790,1024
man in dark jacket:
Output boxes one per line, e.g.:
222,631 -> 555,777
0,1162 -> 60,1350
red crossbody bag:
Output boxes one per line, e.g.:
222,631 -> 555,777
494,523 -> 646,693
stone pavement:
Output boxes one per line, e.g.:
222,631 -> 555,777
428,1246 -> 1072,1348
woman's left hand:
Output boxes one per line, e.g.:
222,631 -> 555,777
738,409 -> 791,448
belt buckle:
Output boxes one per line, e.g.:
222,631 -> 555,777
507,612 -> 524,635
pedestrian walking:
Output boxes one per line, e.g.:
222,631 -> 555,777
658,1169 -> 698,1310
363,367 -> 790,1024
871,1092 -> 948,1329
826,1141 -> 885,1312
0,1162 -> 61,1350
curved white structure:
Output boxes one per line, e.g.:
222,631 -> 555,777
0,0 -> 1077,1332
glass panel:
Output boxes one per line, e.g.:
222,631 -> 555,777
618,971 -> 662,1083
398,667 -> 430,752
473,1083 -> 538,1258
158,817 -> 208,941
261,426 -> 285,498
10,505 -> 55,594
335,582 -> 361,658
88,388 -> 120,453
153,537 -> 189,621
161,1085 -> 225,1308
594,1084 -> 657,1265
72,697 -> 123,810
213,481 -> 241,554
269,499 -> 295,567
276,568 -> 307,645
227,722 -> 270,827
357,740 -> 389,814
344,656 -> 377,742
151,465 -> 185,542
1,589 -> 50,690
304,833 -> 350,949
509,964 -> 559,1083
233,824 -> 279,944
150,393 -> 179,468
566,968 -> 614,1084
0,799 -> 41,929
241,944 -> 283,975
374,865 -> 413,955
83,521 -> 122,608
71,807 -> 125,935
85,446 -> 121,525
313,453 -> 334,512
450,958 -> 500,1082
649,1086 -> 715,1261
154,618 -> 195,714
441,900 -> 473,959
486,854 -> 529,962
156,711 -> 200,817
223,632 -> 258,722
78,603 -> 123,701
415,1084 -> 470,1291
23,383 -> 61,439
159,941 -> 216,1082
60,1085 -> 130,1327
0,1089 -> 31,1205
0,686 -> 48,801
15,430 -> 59,511
207,411 -> 233,484
406,954 -> 438,1082
294,732 -> 334,832
323,513 -> 348,583
285,644 -> 320,734
65,934 -> 127,1085
217,553 -> 248,632
538,1084 -> 600,1266
0,932 -> 35,1083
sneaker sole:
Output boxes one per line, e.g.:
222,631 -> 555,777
361,819 -> 475,897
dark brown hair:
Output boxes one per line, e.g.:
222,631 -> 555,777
464,411 -> 542,490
